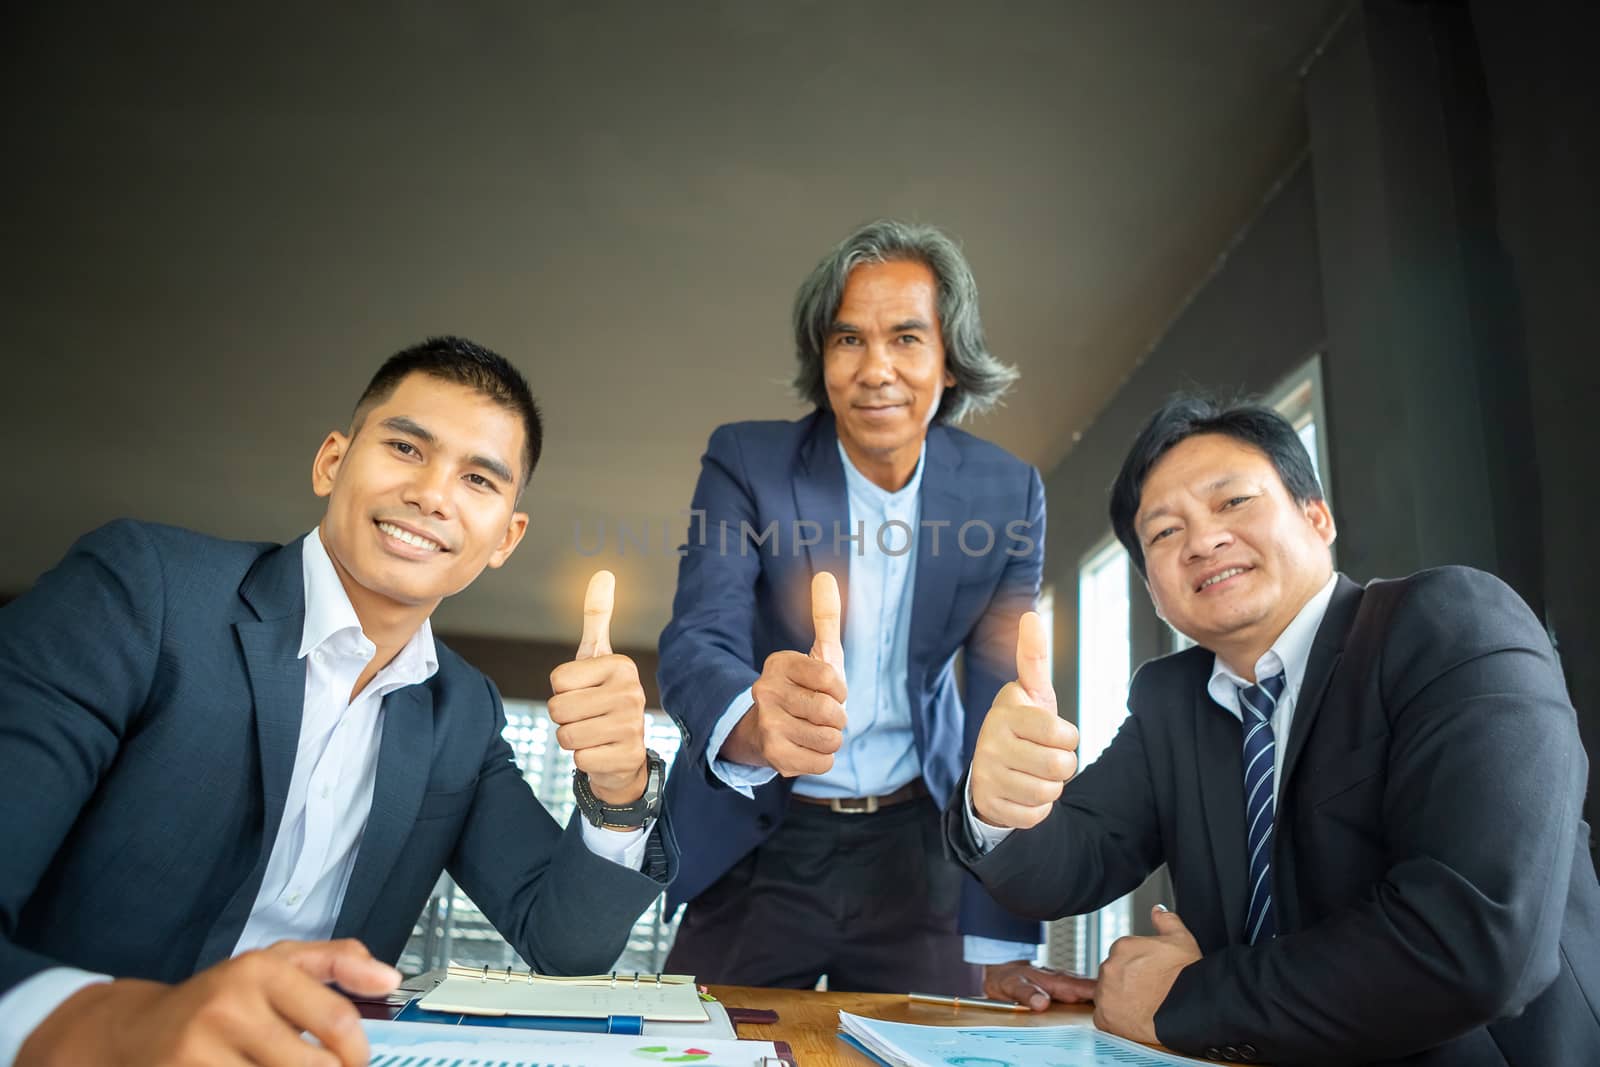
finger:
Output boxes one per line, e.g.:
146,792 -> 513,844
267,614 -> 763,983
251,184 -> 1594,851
972,794 -> 1054,830
1032,969 -> 1098,1004
809,571 -> 844,671
775,654 -> 848,704
577,570 -> 615,660
260,969 -> 369,1067
1015,611 -> 1056,712
556,715 -> 644,755
783,687 -> 848,731
1004,701 -> 1078,755
280,939 -> 401,997
998,733 -> 1078,783
549,655 -> 641,704
1150,904 -> 1192,939
996,972 -> 1050,1012
768,739 -> 835,777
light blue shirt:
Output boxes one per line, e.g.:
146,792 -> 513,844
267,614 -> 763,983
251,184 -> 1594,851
706,440 -> 925,798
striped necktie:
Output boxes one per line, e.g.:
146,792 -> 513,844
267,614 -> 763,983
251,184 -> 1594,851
1238,671 -> 1286,945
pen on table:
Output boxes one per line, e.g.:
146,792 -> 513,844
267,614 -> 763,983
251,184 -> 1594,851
907,992 -> 1031,1013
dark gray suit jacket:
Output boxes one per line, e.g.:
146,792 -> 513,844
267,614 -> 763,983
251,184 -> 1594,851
948,567 -> 1600,1066
0,520 -> 675,997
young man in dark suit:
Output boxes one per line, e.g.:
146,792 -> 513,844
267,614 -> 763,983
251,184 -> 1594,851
659,220 -> 1046,993
0,337 -> 675,1066
950,397 -> 1600,1064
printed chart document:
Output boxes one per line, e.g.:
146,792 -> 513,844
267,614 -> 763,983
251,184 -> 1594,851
838,1012 -> 1213,1066
364,1019 -> 784,1067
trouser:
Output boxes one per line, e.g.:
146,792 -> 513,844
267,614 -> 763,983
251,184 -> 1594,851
665,794 -> 981,995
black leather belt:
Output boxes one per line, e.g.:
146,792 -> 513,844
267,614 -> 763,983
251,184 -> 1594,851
791,778 -> 928,814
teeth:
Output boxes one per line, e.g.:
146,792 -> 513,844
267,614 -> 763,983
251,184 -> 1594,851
377,522 -> 442,552
1201,567 -> 1244,589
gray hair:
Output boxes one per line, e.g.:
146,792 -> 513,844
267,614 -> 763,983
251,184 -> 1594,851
791,219 -> 1019,423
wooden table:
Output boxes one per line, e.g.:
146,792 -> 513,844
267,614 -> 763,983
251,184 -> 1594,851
710,985 -> 1103,1065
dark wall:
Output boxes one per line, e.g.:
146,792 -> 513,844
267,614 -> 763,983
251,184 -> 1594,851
1041,162 -> 1327,730
1043,0 -> 1598,867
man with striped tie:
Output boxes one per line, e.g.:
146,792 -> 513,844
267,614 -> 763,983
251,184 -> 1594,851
947,396 -> 1600,1065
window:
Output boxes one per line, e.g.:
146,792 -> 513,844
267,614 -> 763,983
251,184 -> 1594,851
398,702 -> 684,976
1045,538 -> 1134,974
1265,353 -> 1331,504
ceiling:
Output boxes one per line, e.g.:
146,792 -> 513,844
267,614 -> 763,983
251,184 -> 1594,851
0,0 -> 1344,648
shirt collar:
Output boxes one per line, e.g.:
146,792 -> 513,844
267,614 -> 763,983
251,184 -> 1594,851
1207,573 -> 1339,708
837,439 -> 926,509
298,527 -> 439,686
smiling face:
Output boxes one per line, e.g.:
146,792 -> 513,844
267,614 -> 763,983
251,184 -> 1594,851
312,372 -> 529,628
822,258 -> 956,489
1136,433 -> 1336,673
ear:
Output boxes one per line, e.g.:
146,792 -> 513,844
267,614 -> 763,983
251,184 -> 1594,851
311,431 -> 350,498
1305,497 -> 1338,547
944,368 -> 956,388
486,510 -> 529,569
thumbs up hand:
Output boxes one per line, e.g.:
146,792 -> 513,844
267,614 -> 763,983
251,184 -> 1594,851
723,571 -> 849,777
548,570 -> 649,805
969,611 -> 1079,829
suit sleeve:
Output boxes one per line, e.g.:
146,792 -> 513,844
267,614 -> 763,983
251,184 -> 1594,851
0,522 -> 165,995
1154,570 -> 1586,1064
947,680 -> 1166,921
447,676 -> 676,976
656,426 -> 765,771
952,467 -> 1060,942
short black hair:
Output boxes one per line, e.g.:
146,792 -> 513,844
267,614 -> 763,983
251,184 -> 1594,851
353,336 -> 543,491
1110,395 -> 1324,577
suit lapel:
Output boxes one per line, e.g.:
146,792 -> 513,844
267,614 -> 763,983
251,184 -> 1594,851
793,411 -> 851,634
907,426 -> 969,666
196,541 -> 307,968
1194,683 -> 1249,945
333,684 -> 434,938
1279,575 -> 1364,791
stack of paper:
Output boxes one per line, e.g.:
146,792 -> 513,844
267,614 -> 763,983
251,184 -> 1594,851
837,1012 -> 1210,1066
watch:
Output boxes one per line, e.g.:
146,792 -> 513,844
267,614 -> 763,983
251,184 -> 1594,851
573,748 -> 665,830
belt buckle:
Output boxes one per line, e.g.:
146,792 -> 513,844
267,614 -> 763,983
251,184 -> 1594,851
828,795 -> 879,815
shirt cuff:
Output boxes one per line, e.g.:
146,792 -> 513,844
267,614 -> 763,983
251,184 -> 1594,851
963,936 -> 1042,966
963,772 -> 1016,852
0,967 -> 112,1067
578,817 -> 654,869
705,686 -> 778,798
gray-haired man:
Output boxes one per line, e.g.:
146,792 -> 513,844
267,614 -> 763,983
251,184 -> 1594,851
657,220 -> 1050,994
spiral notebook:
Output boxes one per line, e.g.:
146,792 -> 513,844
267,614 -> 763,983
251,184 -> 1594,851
417,964 -> 709,1022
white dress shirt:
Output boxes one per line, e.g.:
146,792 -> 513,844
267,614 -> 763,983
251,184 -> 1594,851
0,528 -> 649,1064
960,574 -> 1341,963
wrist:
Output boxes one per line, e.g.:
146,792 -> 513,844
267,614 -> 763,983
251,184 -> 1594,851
588,761 -> 649,806
718,705 -> 766,768
19,979 -> 160,1067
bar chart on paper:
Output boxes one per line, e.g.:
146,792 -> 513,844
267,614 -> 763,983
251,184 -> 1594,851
363,1019 -> 782,1067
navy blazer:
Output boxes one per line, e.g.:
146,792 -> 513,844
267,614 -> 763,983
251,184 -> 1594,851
950,568 -> 1600,1065
0,520 -> 675,997
659,410 -> 1045,943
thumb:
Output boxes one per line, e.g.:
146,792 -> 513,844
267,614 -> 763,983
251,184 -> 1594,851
577,570 -> 615,659
810,570 -> 844,671
1151,904 -> 1192,940
1015,611 -> 1056,712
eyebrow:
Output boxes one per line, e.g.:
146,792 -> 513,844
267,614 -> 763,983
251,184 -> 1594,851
379,415 -> 516,486
1137,476 -> 1245,528
891,318 -> 932,332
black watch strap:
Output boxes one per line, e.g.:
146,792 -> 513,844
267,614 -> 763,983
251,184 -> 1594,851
573,748 -> 665,830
